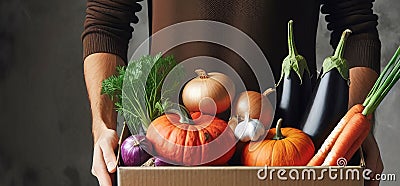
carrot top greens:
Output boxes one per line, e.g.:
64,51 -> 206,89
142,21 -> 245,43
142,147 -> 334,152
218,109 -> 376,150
362,46 -> 400,116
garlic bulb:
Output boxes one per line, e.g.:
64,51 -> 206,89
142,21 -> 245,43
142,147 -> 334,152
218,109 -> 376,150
234,113 -> 265,142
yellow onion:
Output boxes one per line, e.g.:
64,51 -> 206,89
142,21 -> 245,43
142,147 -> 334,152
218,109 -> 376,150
232,88 -> 274,128
182,69 -> 235,114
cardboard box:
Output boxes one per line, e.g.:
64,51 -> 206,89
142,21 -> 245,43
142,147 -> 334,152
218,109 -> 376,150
117,124 -> 365,186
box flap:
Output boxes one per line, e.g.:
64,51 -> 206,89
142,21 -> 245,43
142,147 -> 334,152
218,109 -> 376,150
117,122 -> 130,166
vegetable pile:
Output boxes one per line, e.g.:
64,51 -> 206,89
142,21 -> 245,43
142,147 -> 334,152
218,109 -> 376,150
101,20 -> 400,168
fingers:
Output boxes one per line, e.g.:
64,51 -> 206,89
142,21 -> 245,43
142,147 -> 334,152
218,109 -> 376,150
92,144 -> 112,186
91,129 -> 119,186
102,141 -> 118,173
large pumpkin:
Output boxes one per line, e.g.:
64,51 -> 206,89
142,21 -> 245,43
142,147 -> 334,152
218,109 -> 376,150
146,110 -> 236,165
242,119 -> 314,166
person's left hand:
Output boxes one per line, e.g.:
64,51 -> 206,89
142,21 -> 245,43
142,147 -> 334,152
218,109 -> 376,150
362,133 -> 384,186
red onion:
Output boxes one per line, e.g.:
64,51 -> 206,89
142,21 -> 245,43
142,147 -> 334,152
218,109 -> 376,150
154,157 -> 172,166
121,135 -> 152,166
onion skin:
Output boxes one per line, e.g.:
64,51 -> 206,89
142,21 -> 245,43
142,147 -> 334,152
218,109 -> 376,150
121,135 -> 152,166
228,116 -> 239,132
233,89 -> 274,129
182,69 -> 235,114
154,157 -> 172,166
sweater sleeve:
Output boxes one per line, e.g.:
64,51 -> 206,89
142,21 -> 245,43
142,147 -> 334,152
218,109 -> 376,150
81,0 -> 143,63
321,0 -> 381,74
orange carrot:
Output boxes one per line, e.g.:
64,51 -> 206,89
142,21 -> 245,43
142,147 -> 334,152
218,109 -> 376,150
322,113 -> 371,166
344,118 -> 371,161
307,104 -> 364,166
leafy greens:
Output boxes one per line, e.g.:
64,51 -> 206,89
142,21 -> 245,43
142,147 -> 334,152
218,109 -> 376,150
101,53 -> 184,134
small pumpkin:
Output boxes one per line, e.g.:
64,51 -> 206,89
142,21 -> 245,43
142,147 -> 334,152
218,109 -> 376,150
232,89 -> 274,128
182,69 -> 235,114
242,119 -> 315,166
146,110 -> 236,165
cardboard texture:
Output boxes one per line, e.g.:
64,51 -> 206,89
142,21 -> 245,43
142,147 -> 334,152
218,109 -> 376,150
117,124 -> 365,186
118,166 -> 364,186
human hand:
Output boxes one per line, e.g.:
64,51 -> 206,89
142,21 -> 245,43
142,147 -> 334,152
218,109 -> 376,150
91,127 -> 119,186
362,133 -> 384,186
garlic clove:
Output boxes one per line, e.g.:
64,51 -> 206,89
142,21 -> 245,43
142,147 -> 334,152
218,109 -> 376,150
234,121 -> 250,142
234,118 -> 265,142
249,119 -> 265,141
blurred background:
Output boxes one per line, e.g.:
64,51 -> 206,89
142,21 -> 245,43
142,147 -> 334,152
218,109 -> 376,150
0,0 -> 399,185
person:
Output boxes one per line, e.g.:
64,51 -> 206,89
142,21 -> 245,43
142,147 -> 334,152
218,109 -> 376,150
82,0 -> 383,185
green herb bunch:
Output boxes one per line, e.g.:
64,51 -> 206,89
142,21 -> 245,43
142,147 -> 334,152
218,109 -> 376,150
101,66 -> 125,112
101,54 -> 184,134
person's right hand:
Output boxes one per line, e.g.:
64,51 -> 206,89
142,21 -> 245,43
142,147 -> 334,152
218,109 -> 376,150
91,127 -> 119,186
84,53 -> 123,185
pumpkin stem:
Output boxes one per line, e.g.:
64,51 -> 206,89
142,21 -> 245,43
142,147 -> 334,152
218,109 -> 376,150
195,69 -> 209,79
166,109 -> 194,124
273,118 -> 285,140
262,88 -> 276,96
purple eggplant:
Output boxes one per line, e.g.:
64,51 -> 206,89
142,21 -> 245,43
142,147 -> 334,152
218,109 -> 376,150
275,20 -> 312,128
300,29 -> 352,149
121,135 -> 152,166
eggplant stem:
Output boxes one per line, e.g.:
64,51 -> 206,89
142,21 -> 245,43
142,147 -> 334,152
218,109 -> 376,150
262,88 -> 276,96
277,20 -> 310,86
273,118 -> 285,140
333,29 -> 352,59
288,20 -> 298,56
321,29 -> 351,80
195,69 -> 209,79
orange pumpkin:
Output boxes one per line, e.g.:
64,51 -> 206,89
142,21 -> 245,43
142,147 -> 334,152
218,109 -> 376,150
242,119 -> 314,166
146,110 -> 236,166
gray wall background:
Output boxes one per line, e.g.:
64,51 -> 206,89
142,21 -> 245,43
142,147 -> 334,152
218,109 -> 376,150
0,0 -> 398,185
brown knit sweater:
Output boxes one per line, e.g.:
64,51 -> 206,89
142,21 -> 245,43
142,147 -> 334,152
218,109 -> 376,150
82,0 -> 380,90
